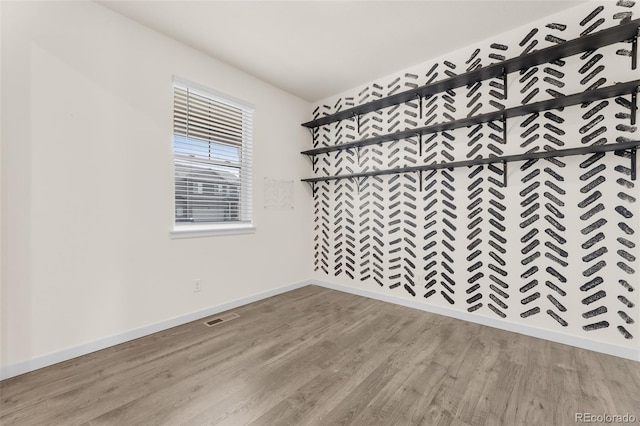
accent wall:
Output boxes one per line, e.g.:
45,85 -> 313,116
307,1 -> 640,359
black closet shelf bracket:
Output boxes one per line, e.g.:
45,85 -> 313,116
502,160 -> 508,187
502,68 -> 508,100
631,147 -> 637,181
350,176 -> 359,194
306,181 -> 317,196
309,127 -> 316,147
631,89 -> 637,126
502,114 -> 508,145
303,152 -> 318,172
632,27 -> 638,70
419,170 -> 423,192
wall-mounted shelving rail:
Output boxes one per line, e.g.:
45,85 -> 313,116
301,20 -> 640,194
302,19 -> 640,129
302,140 -> 640,194
301,80 -> 640,157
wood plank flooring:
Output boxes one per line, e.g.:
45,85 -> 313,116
1,285 -> 639,425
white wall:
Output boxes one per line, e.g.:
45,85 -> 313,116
0,1 -> 312,372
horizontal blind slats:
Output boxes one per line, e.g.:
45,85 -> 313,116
173,108 -> 245,131
174,89 -> 244,117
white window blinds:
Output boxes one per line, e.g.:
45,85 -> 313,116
173,78 -> 254,228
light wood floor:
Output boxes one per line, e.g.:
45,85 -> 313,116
1,285 -> 639,425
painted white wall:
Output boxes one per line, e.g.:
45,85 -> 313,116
0,1 -> 312,371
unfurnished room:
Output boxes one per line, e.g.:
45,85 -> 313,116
1,1 -> 639,425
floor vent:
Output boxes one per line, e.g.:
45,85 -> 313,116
204,312 -> 239,327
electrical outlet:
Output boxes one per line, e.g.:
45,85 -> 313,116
194,279 -> 202,293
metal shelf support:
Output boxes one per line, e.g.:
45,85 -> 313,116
632,27 -> 638,70
306,181 -> 317,196
502,161 -> 508,187
502,68 -> 508,100
632,89 -> 637,126
309,127 -> 317,147
502,115 -> 508,145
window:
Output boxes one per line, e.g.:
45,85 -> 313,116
194,182 -> 203,195
172,77 -> 254,237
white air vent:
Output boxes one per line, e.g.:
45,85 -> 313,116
204,312 -> 239,327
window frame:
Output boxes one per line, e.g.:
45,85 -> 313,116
170,77 -> 255,239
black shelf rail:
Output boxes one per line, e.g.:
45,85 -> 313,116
301,80 -> 640,157
302,140 -> 639,192
302,19 -> 640,129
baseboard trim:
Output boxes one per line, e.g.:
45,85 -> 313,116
311,279 -> 640,362
3,277 -> 637,380
0,280 -> 313,380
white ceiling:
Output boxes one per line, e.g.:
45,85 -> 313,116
97,0 -> 587,102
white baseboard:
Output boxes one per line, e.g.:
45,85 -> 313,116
0,280 -> 313,380
311,279 -> 640,362
2,277 -> 636,380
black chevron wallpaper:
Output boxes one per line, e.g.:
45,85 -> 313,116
309,2 -> 639,350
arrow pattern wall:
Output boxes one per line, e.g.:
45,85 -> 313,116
309,2 -> 639,348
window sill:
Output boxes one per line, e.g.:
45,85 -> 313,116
170,224 -> 256,239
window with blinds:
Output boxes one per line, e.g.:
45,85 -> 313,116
173,78 -> 254,233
